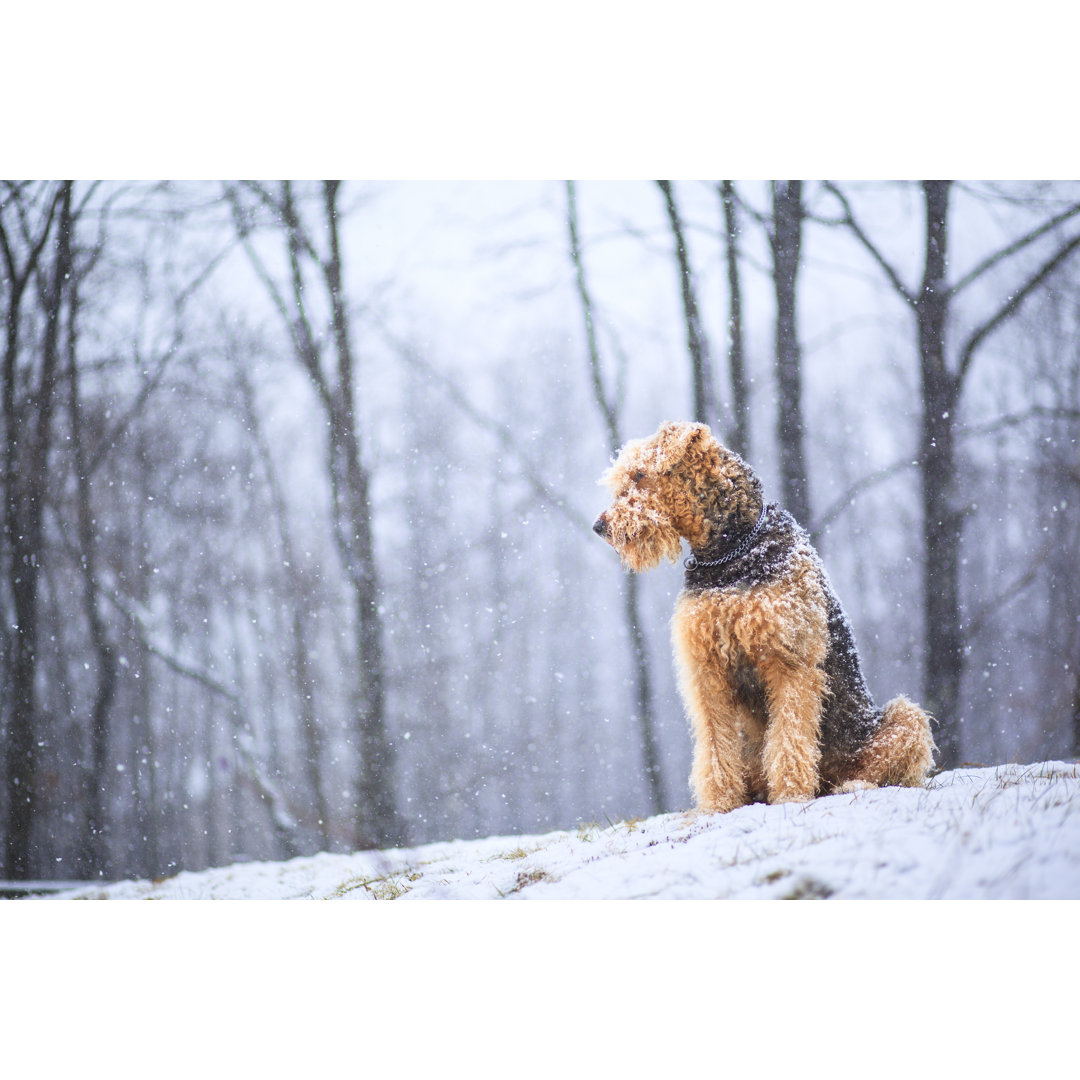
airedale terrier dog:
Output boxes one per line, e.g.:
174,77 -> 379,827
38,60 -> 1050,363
593,420 -> 935,813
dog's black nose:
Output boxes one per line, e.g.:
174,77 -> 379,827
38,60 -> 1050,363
592,514 -> 608,538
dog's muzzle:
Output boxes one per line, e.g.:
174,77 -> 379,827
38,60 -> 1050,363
592,513 -> 609,538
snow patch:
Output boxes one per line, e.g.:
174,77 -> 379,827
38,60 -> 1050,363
54,761 -> 1080,900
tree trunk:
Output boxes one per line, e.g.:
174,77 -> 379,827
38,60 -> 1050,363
235,360 -> 331,848
567,181 -> 665,813
720,181 -> 749,460
65,221 -> 119,878
2,182 -> 71,878
771,181 -> 811,526
1072,663 -> 1080,760
657,180 -> 715,427
228,180 -> 404,850
915,181 -> 965,767
320,181 -> 402,850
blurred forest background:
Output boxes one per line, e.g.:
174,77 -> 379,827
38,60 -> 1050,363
3,179 -> 1080,883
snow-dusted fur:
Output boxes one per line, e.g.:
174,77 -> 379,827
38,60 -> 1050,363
594,421 -> 935,813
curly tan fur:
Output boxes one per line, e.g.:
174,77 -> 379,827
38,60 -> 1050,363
594,420 -> 936,813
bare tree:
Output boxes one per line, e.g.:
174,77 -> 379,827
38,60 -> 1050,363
1017,284 -> 1080,759
656,181 -> 717,427
61,188 -> 117,877
826,180 -> 1080,766
230,339 -> 331,849
768,181 -> 811,526
1,181 -> 72,878
567,181 -> 665,813
719,180 -> 749,460
227,181 -> 404,849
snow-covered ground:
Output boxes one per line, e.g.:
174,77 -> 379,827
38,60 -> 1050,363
56,760 -> 1080,900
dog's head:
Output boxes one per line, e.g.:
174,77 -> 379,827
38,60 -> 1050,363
592,421 -> 762,571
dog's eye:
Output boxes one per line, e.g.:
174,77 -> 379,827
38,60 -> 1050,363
632,470 -> 646,483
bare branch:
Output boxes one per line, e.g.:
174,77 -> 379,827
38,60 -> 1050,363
657,179 -> 715,427
87,575 -> 303,854
238,179 -> 321,262
376,318 -> 592,534
960,405 -> 1080,440
966,543 -> 1053,642
957,229 -> 1080,383
224,183 -> 334,413
86,329 -> 181,476
0,182 -> 63,301
566,180 -> 620,452
281,181 -> 334,406
950,201 -> 1080,297
810,403 -> 1080,541
85,231 -> 230,477
809,457 -> 917,542
729,183 -> 768,228
822,181 -> 916,305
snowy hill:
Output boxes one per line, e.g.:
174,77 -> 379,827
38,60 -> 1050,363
57,761 -> 1080,900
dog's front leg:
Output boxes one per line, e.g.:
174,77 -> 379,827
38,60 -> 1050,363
686,674 -> 750,813
673,596 -> 750,813
758,657 -> 825,804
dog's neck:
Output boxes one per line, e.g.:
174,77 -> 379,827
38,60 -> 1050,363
687,501 -> 767,569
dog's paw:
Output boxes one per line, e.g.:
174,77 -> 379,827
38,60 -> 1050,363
696,794 -> 749,815
766,787 -> 816,806
833,779 -> 878,794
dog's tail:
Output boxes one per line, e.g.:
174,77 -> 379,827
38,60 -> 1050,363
858,696 -> 937,788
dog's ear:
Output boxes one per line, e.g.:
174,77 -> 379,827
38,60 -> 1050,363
652,421 -> 712,471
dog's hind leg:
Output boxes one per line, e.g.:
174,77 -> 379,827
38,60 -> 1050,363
843,696 -> 936,789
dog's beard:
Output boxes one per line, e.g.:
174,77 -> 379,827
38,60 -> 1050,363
603,507 -> 682,573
